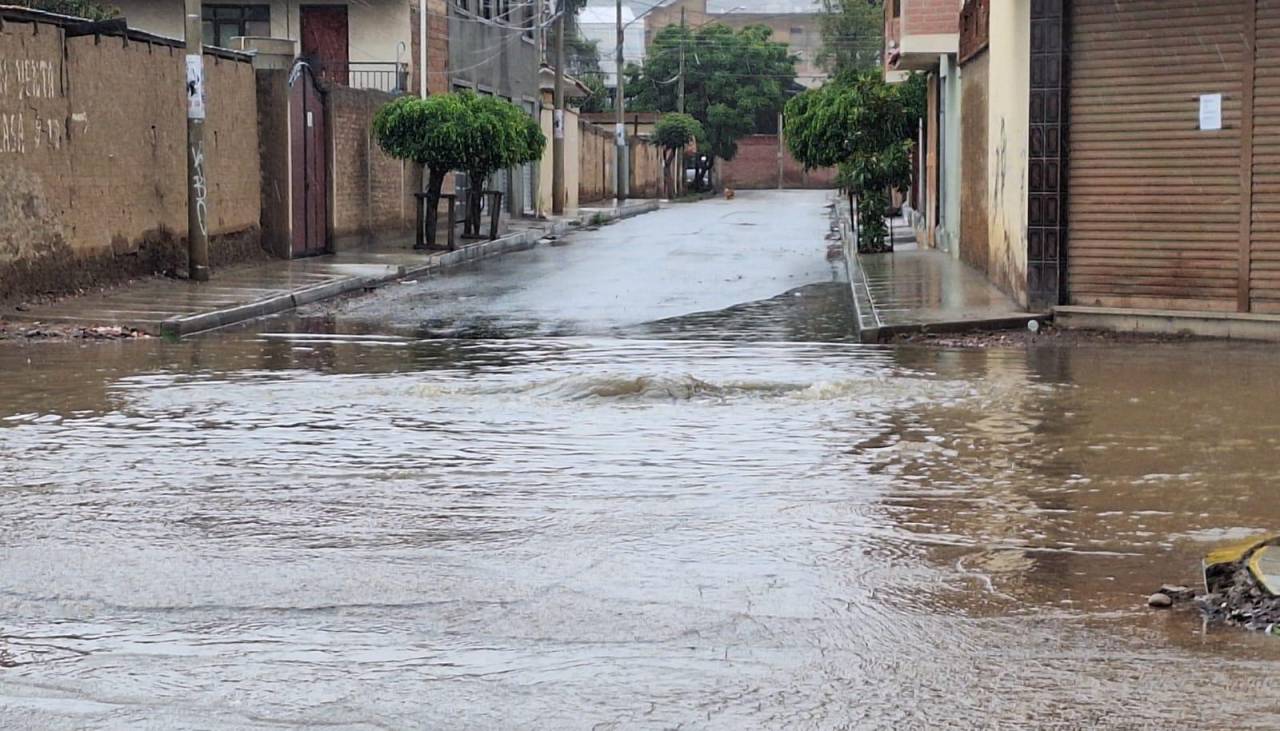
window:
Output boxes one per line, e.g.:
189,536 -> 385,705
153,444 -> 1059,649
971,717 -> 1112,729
201,5 -> 270,48
456,0 -> 468,13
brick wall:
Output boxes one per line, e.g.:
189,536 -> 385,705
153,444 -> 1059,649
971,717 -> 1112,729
719,135 -> 836,190
903,0 -> 959,36
0,11 -> 262,301
326,86 -> 422,247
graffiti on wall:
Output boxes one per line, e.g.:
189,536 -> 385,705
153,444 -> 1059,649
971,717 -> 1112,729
0,56 -> 75,154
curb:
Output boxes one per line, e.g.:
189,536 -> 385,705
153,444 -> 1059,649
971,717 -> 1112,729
833,196 -> 881,344
160,200 -> 663,337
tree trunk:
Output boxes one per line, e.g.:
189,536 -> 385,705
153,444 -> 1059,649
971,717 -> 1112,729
663,150 -> 675,197
465,172 -> 487,237
423,166 -> 446,249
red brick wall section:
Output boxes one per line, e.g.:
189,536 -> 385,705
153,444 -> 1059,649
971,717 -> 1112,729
903,0 -> 959,36
719,135 -> 836,190
326,86 -> 422,246
428,0 -> 450,94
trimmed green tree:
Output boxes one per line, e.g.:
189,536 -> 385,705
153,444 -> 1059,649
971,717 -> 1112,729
457,93 -> 546,236
653,113 -> 704,196
373,92 -> 545,248
784,70 -> 922,253
373,94 -> 472,248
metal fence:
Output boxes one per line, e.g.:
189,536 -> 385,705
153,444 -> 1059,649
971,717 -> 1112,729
313,61 -> 409,94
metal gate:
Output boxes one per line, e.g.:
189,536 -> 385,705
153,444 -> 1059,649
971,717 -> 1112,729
290,64 -> 328,257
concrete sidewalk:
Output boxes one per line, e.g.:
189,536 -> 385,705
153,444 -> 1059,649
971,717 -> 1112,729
840,208 -> 1041,342
7,199 -> 660,337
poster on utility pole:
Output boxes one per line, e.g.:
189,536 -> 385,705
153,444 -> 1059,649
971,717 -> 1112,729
186,55 -> 206,121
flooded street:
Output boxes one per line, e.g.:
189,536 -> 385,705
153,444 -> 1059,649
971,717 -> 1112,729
5,190 -> 1280,728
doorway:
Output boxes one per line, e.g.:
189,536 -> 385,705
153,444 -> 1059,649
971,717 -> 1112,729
300,5 -> 349,86
290,64 -> 328,257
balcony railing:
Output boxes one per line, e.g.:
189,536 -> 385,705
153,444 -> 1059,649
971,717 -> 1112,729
311,60 -> 410,94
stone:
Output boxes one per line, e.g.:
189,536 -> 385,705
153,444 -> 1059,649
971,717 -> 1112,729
1148,592 -> 1174,608
1159,584 -> 1194,600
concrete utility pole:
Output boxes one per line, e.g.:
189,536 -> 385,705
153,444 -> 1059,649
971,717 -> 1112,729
184,0 -> 210,281
614,0 -> 628,200
677,7 -> 685,114
552,0 -> 566,215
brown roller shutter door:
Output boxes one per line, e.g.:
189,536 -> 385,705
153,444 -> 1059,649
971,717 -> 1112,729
1068,0 -> 1245,311
1252,0 -> 1280,311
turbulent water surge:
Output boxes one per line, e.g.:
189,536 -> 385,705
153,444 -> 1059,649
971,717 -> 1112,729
3,192 -> 1280,728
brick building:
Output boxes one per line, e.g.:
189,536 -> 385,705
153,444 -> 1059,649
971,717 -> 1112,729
884,0 -> 961,257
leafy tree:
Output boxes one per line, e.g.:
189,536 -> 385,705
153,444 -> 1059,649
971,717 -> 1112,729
784,69 -> 920,252
629,23 -> 796,190
374,94 -> 471,248
817,0 -> 884,76
653,113 -> 703,193
15,0 -> 118,20
457,93 -> 546,236
373,92 -> 545,248
577,72 -> 612,114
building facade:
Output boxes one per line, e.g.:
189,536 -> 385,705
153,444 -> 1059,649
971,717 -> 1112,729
113,0 -> 419,93
897,0 -> 1280,330
447,0 -> 541,214
884,0 -> 962,259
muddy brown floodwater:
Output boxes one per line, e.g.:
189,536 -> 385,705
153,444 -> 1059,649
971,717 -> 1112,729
5,330 -> 1280,728
3,193 -> 1280,728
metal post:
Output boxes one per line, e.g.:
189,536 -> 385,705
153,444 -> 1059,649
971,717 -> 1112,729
614,0 -> 628,201
552,1 -> 566,215
677,7 -> 685,114
419,0 -> 428,96
776,111 -> 783,190
184,0 -> 210,281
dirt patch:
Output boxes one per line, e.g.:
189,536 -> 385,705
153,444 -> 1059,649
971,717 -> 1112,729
890,323 -> 1208,349
0,320 -> 150,344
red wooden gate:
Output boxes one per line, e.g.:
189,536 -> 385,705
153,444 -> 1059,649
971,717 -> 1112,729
290,65 -> 328,257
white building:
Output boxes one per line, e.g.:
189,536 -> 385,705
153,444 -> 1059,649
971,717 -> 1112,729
577,5 -> 644,88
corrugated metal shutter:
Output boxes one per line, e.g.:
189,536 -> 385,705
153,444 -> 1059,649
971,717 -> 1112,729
1254,1 -> 1280,311
1068,0 -> 1244,311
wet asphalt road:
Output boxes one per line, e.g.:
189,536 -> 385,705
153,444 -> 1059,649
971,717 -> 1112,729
5,190 -> 1280,728
309,190 -> 850,339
